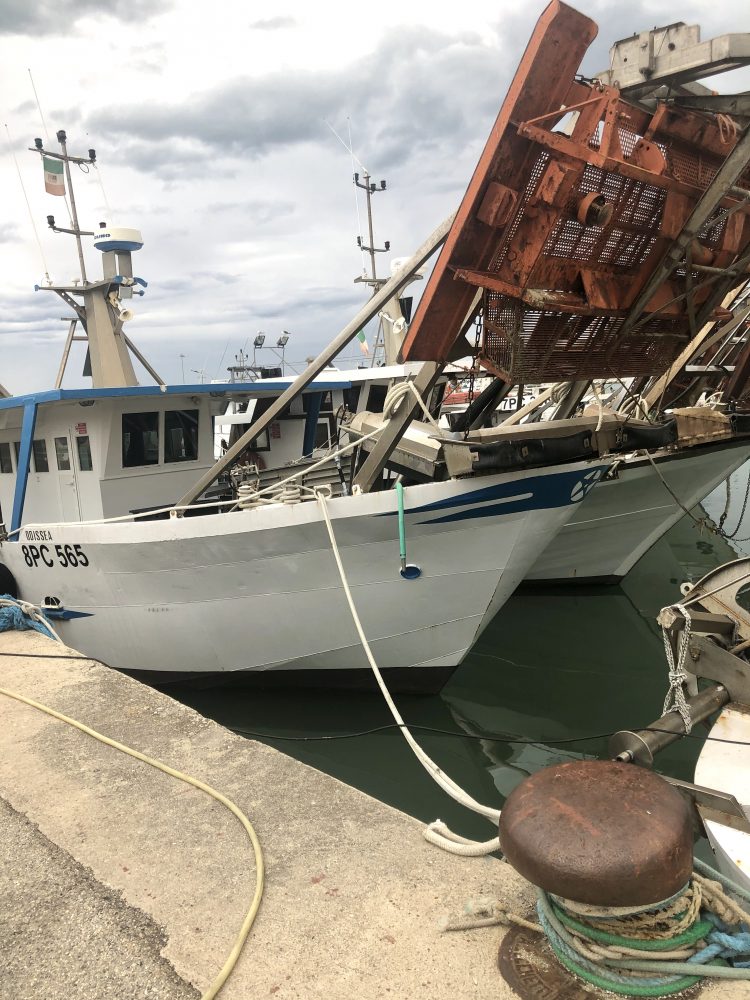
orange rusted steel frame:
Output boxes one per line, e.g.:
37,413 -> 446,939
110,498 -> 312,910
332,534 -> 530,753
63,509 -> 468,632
401,0 -> 598,362
402,0 -> 750,372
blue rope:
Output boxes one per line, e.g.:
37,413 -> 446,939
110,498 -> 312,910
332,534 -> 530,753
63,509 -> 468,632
0,596 -> 56,640
690,913 -> 750,966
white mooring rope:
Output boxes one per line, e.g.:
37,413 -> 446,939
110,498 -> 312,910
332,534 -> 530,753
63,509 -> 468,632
315,490 -> 501,856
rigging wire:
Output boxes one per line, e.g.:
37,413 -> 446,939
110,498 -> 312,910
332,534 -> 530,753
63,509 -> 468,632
227,721 -> 750,749
324,117 -> 368,277
3,124 -> 51,282
92,156 -> 113,221
347,117 -> 367,278
28,67 -> 74,226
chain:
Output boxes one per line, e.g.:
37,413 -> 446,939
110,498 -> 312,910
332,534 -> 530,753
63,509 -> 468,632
719,474 -> 732,532
662,603 -> 694,733
722,465 -> 750,540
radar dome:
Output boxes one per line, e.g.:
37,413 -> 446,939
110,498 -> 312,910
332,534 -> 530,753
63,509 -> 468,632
93,225 -> 144,253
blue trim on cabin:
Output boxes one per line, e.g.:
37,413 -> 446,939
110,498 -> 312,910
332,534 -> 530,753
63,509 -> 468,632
302,392 -> 323,457
0,380 -> 350,412
11,402 -> 38,534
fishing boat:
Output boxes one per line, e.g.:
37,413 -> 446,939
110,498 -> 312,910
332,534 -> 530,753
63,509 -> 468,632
397,4 -> 750,586
0,133 -> 612,691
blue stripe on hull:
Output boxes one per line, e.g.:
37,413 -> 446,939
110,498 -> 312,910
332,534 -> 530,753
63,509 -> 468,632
378,466 -> 606,524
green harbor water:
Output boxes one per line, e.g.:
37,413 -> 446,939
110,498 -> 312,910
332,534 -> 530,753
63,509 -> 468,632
172,465 -> 750,843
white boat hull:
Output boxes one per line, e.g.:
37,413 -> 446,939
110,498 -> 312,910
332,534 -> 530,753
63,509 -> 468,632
3,462 -> 605,678
526,440 -> 750,584
694,704 -> 750,894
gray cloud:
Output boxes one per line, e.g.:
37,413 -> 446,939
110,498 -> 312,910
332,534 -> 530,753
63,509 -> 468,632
205,199 -> 295,225
86,25 -> 503,176
0,0 -> 172,35
249,17 -> 295,31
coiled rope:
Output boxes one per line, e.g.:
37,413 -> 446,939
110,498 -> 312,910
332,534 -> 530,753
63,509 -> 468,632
534,858 -> 750,996
315,489 -> 501,857
0,596 -> 61,642
0,599 -> 263,1000
445,858 -> 750,996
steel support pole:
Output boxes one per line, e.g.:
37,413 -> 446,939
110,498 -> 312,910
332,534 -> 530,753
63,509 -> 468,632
175,214 -> 454,508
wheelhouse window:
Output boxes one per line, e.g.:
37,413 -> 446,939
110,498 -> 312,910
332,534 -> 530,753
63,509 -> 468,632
54,437 -> 71,471
0,443 -> 12,473
303,391 -> 333,413
76,435 -> 93,472
122,412 -> 159,467
366,384 -> 387,413
165,409 -> 199,463
32,440 -> 49,473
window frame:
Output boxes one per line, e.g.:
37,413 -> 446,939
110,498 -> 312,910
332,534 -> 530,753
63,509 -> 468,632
122,411 -> 160,468
164,408 -> 200,464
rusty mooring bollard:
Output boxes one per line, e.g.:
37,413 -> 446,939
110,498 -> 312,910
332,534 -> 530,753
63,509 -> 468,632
498,759 -> 693,905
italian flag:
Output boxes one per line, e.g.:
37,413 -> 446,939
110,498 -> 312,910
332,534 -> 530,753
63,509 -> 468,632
357,330 -> 369,355
43,156 -> 65,196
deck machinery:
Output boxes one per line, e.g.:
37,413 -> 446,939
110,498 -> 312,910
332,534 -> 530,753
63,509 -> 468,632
402,3 -> 750,401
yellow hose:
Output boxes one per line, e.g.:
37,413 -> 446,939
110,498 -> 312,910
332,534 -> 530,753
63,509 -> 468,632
0,684 -> 264,1000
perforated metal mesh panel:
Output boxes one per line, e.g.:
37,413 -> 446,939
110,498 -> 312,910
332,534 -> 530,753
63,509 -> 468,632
483,294 -> 686,380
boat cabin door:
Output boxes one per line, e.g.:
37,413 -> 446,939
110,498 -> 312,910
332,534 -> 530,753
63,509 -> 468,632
53,433 -> 82,521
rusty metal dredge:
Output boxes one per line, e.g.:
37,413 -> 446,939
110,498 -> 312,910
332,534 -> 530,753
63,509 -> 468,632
402,2 -> 750,391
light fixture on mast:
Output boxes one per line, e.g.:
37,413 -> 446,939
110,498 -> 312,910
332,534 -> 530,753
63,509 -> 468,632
277,331 -> 290,373
253,332 -> 265,365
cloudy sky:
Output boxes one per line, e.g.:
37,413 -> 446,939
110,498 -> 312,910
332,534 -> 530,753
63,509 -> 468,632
0,0 -> 747,391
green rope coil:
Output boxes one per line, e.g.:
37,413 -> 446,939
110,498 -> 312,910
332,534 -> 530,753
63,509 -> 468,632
551,944 -> 702,997
536,859 -> 750,999
552,904 -> 714,951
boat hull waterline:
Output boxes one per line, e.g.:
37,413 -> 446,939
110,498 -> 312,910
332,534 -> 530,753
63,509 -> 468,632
4,462 -> 606,677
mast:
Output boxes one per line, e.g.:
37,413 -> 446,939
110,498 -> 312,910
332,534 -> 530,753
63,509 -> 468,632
354,171 -> 389,287
30,132 -> 160,388
351,170 -> 426,368
55,130 -> 87,284
354,171 -> 390,365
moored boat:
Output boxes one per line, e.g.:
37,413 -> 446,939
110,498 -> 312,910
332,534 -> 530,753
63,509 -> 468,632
0,130 -> 611,690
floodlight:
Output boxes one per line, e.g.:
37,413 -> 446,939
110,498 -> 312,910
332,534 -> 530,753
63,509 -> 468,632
254,333 -> 265,348
277,333 -> 290,347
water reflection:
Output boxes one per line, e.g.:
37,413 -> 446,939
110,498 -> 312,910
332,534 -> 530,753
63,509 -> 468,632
172,467 -> 748,842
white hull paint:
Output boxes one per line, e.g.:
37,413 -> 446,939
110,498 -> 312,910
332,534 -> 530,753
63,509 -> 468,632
694,704 -> 750,894
526,440 -> 750,583
3,462 -> 604,676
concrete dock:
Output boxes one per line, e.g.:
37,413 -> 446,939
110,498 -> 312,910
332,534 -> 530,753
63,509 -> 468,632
0,631 -> 742,999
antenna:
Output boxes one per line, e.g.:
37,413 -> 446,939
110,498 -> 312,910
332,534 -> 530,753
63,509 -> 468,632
353,171 -> 390,288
